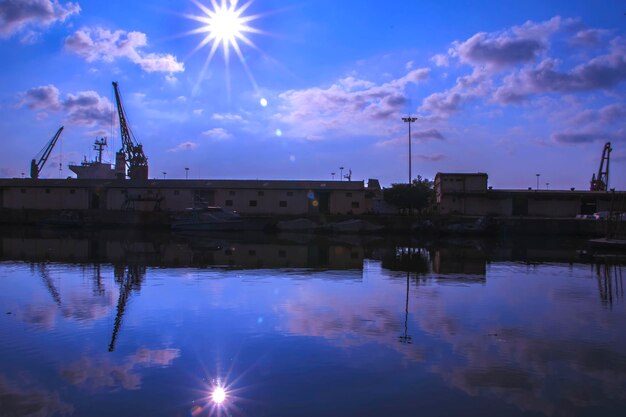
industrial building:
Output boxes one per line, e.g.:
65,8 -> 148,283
0,178 -> 379,216
435,172 -> 625,217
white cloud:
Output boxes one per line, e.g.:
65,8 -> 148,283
0,0 -> 80,39
431,54 -> 449,67
202,128 -> 233,140
165,74 -> 179,85
193,109 -> 204,116
64,27 -> 184,73
275,68 -> 430,140
167,141 -> 198,152
211,112 -> 244,122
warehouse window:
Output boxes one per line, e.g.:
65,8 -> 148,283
225,200 -> 233,206
229,190 -> 236,196
248,249 -> 256,256
351,201 -> 360,209
279,201 -> 287,208
249,200 -> 257,207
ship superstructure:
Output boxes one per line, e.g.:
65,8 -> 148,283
68,137 -> 116,180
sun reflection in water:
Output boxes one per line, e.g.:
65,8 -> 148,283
211,385 -> 227,404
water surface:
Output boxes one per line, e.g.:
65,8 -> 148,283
0,231 -> 624,416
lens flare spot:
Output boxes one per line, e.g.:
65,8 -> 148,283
212,386 -> 227,404
275,128 -> 283,137
312,200 -> 319,207
260,97 -> 268,107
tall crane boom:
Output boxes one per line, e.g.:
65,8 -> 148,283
30,126 -> 64,179
590,142 -> 612,191
112,81 -> 148,180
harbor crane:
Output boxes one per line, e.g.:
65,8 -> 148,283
30,126 -> 64,179
590,142 -> 612,191
112,82 -> 149,180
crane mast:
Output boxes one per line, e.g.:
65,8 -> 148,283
30,126 -> 64,179
112,81 -> 148,180
590,142 -> 611,191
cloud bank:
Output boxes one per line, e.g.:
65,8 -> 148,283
0,0 -> 80,39
18,84 -> 113,127
65,27 -> 184,73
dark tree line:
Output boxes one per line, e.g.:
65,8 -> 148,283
383,176 -> 434,214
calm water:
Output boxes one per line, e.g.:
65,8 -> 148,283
0,230 -> 624,417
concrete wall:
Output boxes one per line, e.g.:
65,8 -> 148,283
213,188 -> 310,215
3,187 -> 89,210
528,199 -> 579,217
437,174 -> 488,194
0,182 -> 369,215
439,191 -> 626,218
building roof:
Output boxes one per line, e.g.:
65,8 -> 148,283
441,188 -> 626,198
435,172 -> 488,177
0,178 -> 367,191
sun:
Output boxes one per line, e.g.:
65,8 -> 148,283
183,0 -> 266,92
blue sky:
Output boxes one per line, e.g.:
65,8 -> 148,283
1,0 -> 625,188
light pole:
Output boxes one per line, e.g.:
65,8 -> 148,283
536,174 -> 540,191
185,167 -> 189,179
402,115 -> 418,184
163,171 -> 166,179
340,167 -> 344,182
331,172 -> 335,180
546,182 -> 549,190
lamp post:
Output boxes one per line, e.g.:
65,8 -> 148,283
331,172 -> 335,180
340,167 -> 344,182
185,167 -> 189,180
402,115 -> 418,184
546,182 -> 549,190
163,172 -> 166,179
536,174 -> 540,191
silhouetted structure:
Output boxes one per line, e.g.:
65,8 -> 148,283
30,127 -> 64,179
590,142 -> 611,191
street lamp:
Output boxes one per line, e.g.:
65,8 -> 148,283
185,167 -> 189,179
339,167 -> 344,182
163,171 -> 167,179
331,172 -> 335,180
536,174 -> 540,191
546,182 -> 549,190
402,115 -> 418,184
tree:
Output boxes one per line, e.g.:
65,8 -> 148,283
383,175 -> 434,214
